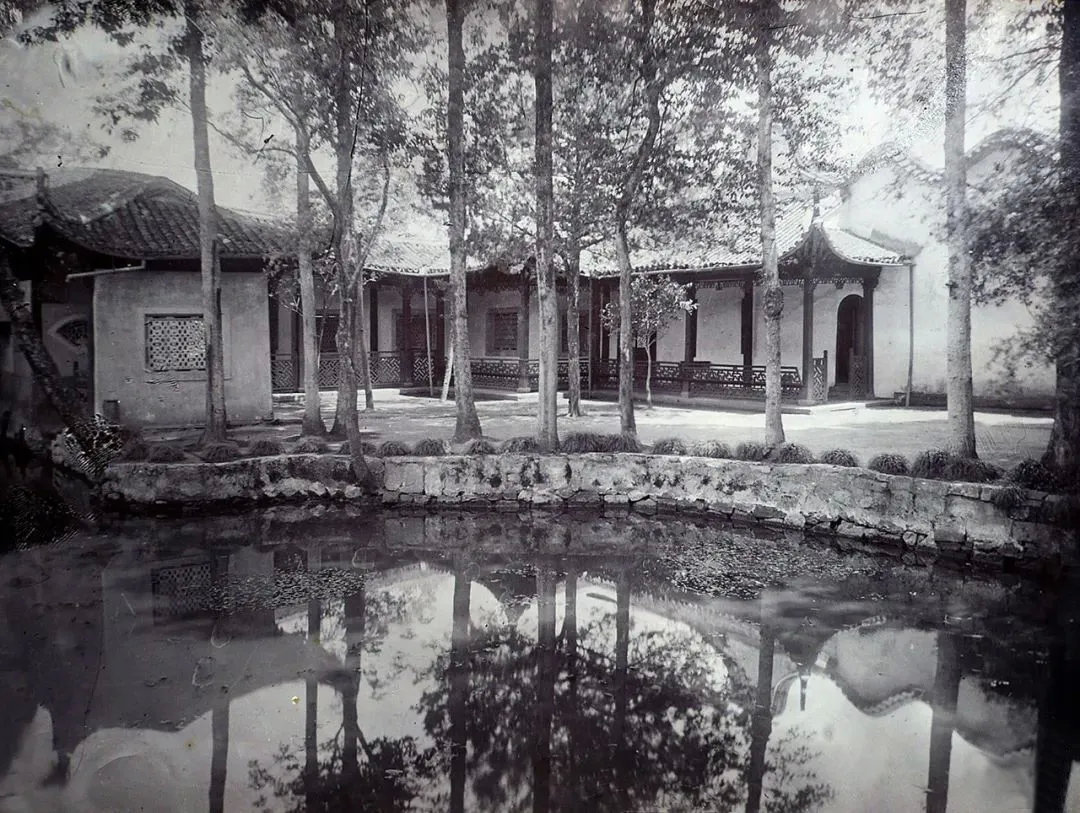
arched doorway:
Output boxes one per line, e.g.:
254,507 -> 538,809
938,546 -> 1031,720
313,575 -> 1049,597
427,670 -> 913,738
835,295 -> 864,386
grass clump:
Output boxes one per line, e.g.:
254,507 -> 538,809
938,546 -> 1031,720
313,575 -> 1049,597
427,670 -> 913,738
338,440 -> 380,457
293,436 -> 329,454
500,436 -> 542,454
605,432 -> 643,453
247,438 -> 284,457
560,432 -> 609,454
990,484 -> 1025,510
1007,458 -> 1062,493
199,442 -> 242,463
819,448 -> 859,468
651,438 -> 688,456
146,444 -> 187,464
912,449 -> 1002,483
735,441 -> 772,462
413,438 -> 448,457
462,438 -> 497,455
911,449 -> 952,479
378,440 -> 411,458
690,440 -> 732,459
770,442 -> 816,464
117,438 -> 150,462
867,453 -> 910,476
942,456 -> 1002,484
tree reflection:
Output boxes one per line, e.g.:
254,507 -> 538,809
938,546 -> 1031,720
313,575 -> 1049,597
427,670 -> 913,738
417,562 -> 831,812
246,582 -> 437,812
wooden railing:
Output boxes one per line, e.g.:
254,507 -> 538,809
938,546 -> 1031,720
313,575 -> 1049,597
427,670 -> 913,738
272,353 -> 812,402
593,359 -> 804,400
271,351 -> 433,392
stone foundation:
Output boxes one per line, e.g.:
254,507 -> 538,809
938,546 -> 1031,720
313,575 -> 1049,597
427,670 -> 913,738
100,453 -> 1078,573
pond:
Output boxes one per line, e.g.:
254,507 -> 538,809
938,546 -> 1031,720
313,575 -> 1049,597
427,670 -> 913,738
0,505 -> 1076,812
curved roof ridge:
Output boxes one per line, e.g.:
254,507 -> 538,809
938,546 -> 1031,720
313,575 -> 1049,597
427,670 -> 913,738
966,126 -> 1055,164
848,127 -> 1058,189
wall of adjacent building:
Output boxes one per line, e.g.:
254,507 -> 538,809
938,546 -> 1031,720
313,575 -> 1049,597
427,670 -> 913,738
840,152 -> 1054,403
94,271 -> 272,427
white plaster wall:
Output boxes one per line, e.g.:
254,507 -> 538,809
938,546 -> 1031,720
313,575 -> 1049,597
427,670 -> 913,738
94,272 -> 271,427
694,287 -> 743,364
839,157 -> 1054,399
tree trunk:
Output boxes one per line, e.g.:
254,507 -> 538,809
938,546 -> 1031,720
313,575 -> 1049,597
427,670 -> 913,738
944,0 -> 977,458
186,0 -> 227,444
0,252 -> 96,454
356,279 -> 373,410
337,287 -> 372,485
449,564 -> 471,813
645,341 -> 653,408
295,124 -> 324,436
209,697 -> 229,813
746,619 -> 775,813
612,0 -> 660,439
614,231 -> 637,435
1046,0 -> 1080,476
567,252 -> 584,417
757,0 -> 785,447
534,0 -> 559,451
446,0 -> 483,442
532,567 -> 557,813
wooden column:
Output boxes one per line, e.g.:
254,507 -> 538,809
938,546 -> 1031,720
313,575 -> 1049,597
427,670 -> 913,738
588,277 -> 601,394
683,283 -> 697,363
741,277 -> 754,387
400,281 -> 415,387
599,282 -> 610,362
368,282 -> 379,352
862,275 -> 877,398
800,275 -> 815,402
435,285 -> 446,378
681,283 -> 697,399
518,274 -> 532,391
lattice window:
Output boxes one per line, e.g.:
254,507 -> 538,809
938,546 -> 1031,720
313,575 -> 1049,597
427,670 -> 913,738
486,309 -> 518,357
145,314 -> 206,372
55,317 -> 90,348
152,561 -> 213,621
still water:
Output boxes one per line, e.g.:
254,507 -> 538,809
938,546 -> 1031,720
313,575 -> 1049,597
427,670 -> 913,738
0,506 -> 1076,812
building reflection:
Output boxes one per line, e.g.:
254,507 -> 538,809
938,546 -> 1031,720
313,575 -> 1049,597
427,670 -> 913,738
0,522 -> 1071,812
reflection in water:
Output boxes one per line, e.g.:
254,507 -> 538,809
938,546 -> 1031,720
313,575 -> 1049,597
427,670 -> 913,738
0,509 -> 1071,811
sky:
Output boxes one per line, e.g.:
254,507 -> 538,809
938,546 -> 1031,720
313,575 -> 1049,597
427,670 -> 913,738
0,1 -> 1059,221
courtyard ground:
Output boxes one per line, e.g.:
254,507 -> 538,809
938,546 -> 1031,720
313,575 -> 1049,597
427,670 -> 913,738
148,391 -> 1052,470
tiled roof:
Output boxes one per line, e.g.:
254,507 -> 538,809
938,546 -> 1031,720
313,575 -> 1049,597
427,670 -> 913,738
845,127 -> 1055,189
579,207 -> 908,278
0,167 -> 290,259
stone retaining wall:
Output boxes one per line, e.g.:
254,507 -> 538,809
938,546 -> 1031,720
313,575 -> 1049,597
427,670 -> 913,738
100,453 -> 1077,572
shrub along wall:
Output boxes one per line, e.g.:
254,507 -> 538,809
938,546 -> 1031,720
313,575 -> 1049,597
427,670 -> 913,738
100,453 -> 1077,573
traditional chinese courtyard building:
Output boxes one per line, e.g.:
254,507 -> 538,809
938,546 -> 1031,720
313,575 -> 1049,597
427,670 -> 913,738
0,128 -> 1056,430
